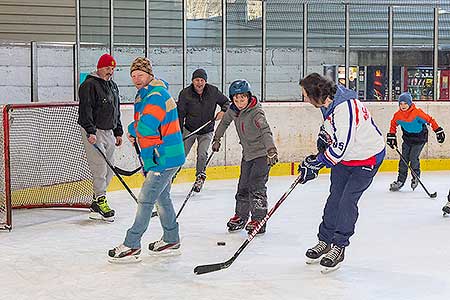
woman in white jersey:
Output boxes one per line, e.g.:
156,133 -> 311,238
298,73 -> 385,273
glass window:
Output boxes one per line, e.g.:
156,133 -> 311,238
350,5 -> 389,101
393,5 -> 434,101
227,0 -> 262,100
266,0 -> 303,101
149,0 -> 183,100
308,3 -> 345,90
80,0 -> 110,90
114,0 -> 145,102
438,6 -> 450,101
186,0 -> 223,93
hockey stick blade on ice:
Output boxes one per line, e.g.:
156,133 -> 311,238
194,175 -> 303,275
395,147 -> 437,198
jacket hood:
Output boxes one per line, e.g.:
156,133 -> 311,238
321,85 -> 357,119
136,78 -> 169,100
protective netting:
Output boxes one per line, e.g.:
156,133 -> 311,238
0,103 -> 93,230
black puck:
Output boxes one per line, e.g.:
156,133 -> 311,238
217,241 -> 226,246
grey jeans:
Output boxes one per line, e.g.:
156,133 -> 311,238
81,128 -> 116,198
235,156 -> 270,222
182,130 -> 213,176
397,142 -> 425,183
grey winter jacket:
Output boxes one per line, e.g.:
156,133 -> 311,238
213,97 -> 276,161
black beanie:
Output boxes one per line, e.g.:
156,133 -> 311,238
192,68 -> 207,81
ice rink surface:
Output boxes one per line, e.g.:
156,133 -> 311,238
1,172 -> 450,300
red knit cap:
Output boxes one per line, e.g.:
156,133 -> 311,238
97,53 -> 116,69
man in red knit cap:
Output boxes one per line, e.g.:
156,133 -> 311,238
78,53 -> 123,222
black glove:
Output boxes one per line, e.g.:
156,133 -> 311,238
267,147 -> 278,167
386,133 -> 397,149
317,125 -> 332,153
212,140 -> 221,152
435,127 -> 445,144
298,154 -> 324,184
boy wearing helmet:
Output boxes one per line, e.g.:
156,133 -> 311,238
212,79 -> 278,235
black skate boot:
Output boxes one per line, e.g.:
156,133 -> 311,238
411,177 -> 419,191
227,215 -> 246,232
320,245 -> 345,274
108,244 -> 141,263
442,196 -> 450,216
389,180 -> 404,192
193,172 -> 206,193
245,220 -> 266,235
305,241 -> 331,264
89,195 -> 115,222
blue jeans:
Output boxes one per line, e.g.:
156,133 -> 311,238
124,167 -> 179,249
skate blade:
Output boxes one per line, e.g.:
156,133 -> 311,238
107,255 -> 142,264
148,248 -> 181,257
89,212 -> 114,222
320,263 -> 342,274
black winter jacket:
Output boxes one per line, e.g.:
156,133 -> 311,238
78,73 -> 123,137
177,83 -> 230,135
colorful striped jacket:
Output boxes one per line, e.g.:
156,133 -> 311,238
128,78 -> 185,172
389,104 -> 439,145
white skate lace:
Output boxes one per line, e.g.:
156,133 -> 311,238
115,244 -> 131,254
325,245 -> 342,261
312,241 -> 328,253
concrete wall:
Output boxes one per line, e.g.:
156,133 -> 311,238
0,44 -> 348,103
114,101 -> 450,170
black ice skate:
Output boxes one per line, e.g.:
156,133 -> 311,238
227,215 -> 246,232
245,220 -> 266,235
193,173 -> 206,193
305,241 -> 331,264
411,177 -> 419,191
108,244 -> 141,263
148,239 -> 181,256
89,195 -> 115,222
443,197 -> 450,216
320,245 -> 345,274
389,180 -> 404,192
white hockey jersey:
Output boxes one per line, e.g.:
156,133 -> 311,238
317,86 -> 385,168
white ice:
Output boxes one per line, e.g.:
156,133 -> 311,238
1,172 -> 450,300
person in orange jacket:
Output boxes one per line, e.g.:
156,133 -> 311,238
387,92 -> 445,191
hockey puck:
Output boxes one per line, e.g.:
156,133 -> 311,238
217,241 -> 226,246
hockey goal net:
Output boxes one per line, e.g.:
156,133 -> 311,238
0,103 -> 93,230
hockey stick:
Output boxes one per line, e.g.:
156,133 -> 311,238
114,165 -> 141,176
194,174 -> 303,275
394,146 -> 437,198
183,119 -> 214,141
93,144 -> 139,203
176,152 -> 214,219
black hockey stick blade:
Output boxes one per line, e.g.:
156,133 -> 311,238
114,166 -> 142,176
430,192 -> 437,198
194,258 -> 234,275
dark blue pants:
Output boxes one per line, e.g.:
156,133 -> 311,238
318,163 -> 381,247
397,142 -> 425,183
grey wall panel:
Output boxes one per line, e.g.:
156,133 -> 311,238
0,0 -> 75,42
